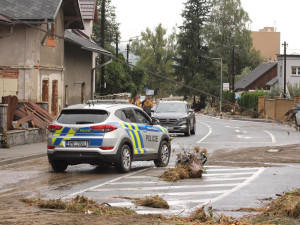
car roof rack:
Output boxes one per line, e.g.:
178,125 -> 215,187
87,99 -> 130,105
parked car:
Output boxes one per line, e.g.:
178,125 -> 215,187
47,101 -> 171,173
152,101 -> 196,136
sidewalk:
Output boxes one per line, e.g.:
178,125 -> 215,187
0,142 -> 47,166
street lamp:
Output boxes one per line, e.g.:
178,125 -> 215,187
202,56 -> 223,112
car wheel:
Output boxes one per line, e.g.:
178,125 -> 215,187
154,140 -> 170,167
116,144 -> 132,173
51,161 -> 68,172
184,122 -> 191,136
191,121 -> 196,135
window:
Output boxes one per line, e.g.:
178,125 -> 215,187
134,109 -> 151,124
118,109 -> 136,123
57,109 -> 108,124
291,67 -> 300,75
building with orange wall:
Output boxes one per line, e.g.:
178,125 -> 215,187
251,27 -> 280,62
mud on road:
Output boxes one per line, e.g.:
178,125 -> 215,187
1,144 -> 300,224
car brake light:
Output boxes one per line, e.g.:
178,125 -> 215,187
100,146 -> 114,150
48,124 -> 62,132
90,124 -> 117,133
48,146 -> 55,149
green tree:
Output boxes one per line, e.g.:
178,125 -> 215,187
175,0 -> 215,97
92,0 -> 120,48
204,0 -> 262,84
131,24 -> 177,97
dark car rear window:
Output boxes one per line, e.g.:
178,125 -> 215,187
156,103 -> 187,113
56,109 -> 109,124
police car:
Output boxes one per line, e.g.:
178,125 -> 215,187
47,101 -> 171,173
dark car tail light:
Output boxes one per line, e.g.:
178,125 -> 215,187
48,146 -> 55,149
90,124 -> 118,133
48,124 -> 63,132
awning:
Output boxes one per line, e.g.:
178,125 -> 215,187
65,30 -> 112,56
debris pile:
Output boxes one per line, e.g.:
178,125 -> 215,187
160,146 -> 207,182
15,101 -> 55,129
21,195 -> 136,216
135,195 -> 169,209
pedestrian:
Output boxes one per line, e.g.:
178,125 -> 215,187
143,96 -> 153,116
131,94 -> 141,107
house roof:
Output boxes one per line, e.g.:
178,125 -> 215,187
65,30 -> 112,56
266,77 -> 278,86
235,62 -> 278,91
0,0 -> 84,29
79,0 -> 97,20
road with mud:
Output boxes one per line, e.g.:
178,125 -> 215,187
1,114 -> 300,217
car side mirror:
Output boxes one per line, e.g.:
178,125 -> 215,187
189,109 -> 194,114
152,118 -> 160,125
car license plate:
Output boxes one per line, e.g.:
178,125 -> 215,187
67,140 -> 88,147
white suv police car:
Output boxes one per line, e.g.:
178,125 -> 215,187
47,101 -> 171,173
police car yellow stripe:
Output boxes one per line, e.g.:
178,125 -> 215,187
128,130 -> 138,153
126,123 -> 133,130
119,122 -> 126,128
132,123 -> 139,130
133,130 -> 142,150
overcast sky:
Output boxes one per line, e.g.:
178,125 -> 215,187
112,0 -> 300,54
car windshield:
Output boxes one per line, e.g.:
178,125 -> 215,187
56,109 -> 109,124
156,103 -> 187,113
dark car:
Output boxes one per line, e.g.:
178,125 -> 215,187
152,101 -> 196,136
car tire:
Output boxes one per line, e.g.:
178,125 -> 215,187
116,144 -> 132,173
51,161 -> 68,172
154,140 -> 170,167
191,121 -> 196,135
184,122 -> 191,136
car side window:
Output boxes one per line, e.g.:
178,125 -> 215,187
134,109 -> 151,125
117,108 -> 137,123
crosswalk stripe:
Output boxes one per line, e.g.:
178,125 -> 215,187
109,199 -> 212,207
90,183 -> 241,192
126,172 -> 256,179
106,177 -> 250,185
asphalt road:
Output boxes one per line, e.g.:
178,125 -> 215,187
1,114 -> 300,218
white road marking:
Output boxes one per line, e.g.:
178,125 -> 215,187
109,199 -> 212,207
264,130 -> 276,143
225,126 -> 239,128
62,168 -> 150,199
188,167 -> 265,213
197,122 -> 212,143
109,177 -> 251,185
237,135 -> 252,139
90,183 -> 242,192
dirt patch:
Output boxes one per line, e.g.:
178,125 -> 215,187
209,144 -> 300,167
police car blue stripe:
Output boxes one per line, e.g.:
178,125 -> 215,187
54,138 -> 63,146
137,131 -> 144,148
89,139 -> 103,146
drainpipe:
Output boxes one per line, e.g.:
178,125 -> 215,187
41,22 -> 52,46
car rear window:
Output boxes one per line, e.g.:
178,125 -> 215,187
56,109 -> 109,124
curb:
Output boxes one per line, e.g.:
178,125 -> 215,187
0,153 -> 46,166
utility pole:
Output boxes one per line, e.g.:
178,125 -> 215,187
231,45 -> 235,92
282,41 -> 288,97
126,43 -> 130,63
100,0 -> 106,96
116,33 -> 119,58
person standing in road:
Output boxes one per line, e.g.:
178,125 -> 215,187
131,94 -> 141,107
143,96 -> 153,116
